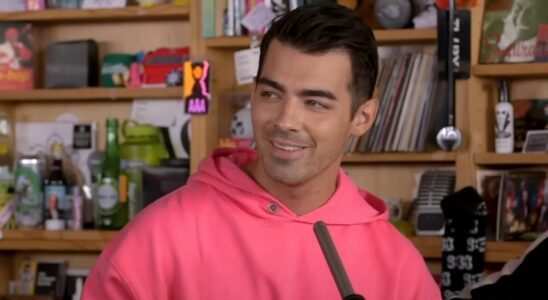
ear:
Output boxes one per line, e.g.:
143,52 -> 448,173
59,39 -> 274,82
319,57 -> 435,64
350,98 -> 378,137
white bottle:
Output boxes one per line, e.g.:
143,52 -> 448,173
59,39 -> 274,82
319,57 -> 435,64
495,80 -> 514,153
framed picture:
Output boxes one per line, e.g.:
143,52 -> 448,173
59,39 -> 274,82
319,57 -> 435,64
498,171 -> 547,241
522,130 -> 548,153
81,0 -> 126,9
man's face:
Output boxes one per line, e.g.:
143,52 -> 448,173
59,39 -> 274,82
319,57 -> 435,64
251,40 -> 374,185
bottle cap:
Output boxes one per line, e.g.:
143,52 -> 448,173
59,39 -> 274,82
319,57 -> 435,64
45,219 -> 66,231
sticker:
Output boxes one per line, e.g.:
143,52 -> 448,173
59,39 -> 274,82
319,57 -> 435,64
73,124 -> 92,149
183,61 -> 211,115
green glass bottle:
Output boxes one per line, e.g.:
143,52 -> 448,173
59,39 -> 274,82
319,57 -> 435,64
97,118 -> 127,230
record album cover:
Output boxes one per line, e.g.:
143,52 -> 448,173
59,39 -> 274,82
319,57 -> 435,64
0,22 -> 33,90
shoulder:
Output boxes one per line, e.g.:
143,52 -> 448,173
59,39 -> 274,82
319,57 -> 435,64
85,181 -> 220,297
377,224 -> 441,299
372,220 -> 424,260
108,179 -> 218,251
107,176 -> 226,249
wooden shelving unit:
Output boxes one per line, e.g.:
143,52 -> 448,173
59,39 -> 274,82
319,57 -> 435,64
0,230 -> 117,252
473,63 -> 548,78
0,4 -> 189,22
205,28 -> 437,49
0,230 -> 529,263
474,153 -> 548,165
1,0 -> 543,293
0,87 -> 181,102
342,152 -> 456,163
411,236 -> 531,263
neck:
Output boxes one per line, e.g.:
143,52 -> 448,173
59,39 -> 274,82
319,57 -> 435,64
245,159 -> 340,216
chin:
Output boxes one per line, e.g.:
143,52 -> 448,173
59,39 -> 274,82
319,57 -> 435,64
267,169 -> 307,186
262,159 -> 309,185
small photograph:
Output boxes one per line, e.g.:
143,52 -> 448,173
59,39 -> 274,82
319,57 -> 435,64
499,171 -> 547,240
0,22 -> 34,90
16,259 -> 38,296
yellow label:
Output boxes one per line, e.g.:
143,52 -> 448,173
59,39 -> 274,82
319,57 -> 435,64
119,175 -> 127,203
0,144 -> 9,155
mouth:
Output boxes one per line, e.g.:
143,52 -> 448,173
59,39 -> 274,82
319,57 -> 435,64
272,141 -> 305,151
268,140 -> 308,158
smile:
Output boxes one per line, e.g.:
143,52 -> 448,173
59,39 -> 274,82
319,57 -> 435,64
272,142 -> 304,152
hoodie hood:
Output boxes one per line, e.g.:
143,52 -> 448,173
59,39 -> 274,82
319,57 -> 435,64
189,148 -> 388,225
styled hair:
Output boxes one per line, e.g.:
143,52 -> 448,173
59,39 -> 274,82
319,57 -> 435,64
256,4 -> 378,115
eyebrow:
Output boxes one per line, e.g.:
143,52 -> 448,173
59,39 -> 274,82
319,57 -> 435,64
257,77 -> 337,101
257,77 -> 286,93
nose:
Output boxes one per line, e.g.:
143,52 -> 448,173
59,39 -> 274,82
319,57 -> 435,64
273,97 -> 302,132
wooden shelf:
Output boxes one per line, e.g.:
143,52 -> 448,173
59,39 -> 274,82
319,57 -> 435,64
0,5 -> 189,23
342,152 -> 456,163
0,87 -> 181,101
0,230 -> 117,252
1,296 -> 54,300
0,230 -> 530,262
411,236 -> 531,263
473,63 -> 548,78
474,153 -> 548,165
374,28 -> 437,44
205,28 -> 437,49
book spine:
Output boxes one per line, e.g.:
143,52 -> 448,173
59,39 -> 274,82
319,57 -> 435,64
234,0 -> 242,36
225,0 -> 235,36
202,0 -> 216,38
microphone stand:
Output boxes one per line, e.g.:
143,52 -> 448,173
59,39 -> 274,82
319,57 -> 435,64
314,221 -> 365,300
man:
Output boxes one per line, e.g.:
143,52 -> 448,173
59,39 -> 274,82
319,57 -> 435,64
83,4 -> 441,300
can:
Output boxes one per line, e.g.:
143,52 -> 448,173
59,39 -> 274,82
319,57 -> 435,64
122,160 -> 144,220
14,155 -> 45,229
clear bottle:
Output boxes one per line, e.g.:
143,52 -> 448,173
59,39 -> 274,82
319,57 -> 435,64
85,150 -> 103,229
495,80 -> 514,153
43,143 -> 68,229
70,186 -> 83,231
97,118 -> 127,230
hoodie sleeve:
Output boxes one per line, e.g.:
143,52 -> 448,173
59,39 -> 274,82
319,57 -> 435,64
396,248 -> 442,300
81,260 -> 136,300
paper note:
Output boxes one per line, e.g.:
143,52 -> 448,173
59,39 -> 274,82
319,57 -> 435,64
234,48 -> 260,85
131,99 -> 179,127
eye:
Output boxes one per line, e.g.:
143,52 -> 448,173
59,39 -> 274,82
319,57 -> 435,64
260,91 -> 280,101
306,99 -> 329,110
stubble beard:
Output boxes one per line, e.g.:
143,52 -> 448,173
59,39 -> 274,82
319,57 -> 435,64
261,153 -> 313,186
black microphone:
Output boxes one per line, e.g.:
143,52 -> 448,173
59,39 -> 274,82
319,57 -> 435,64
313,221 -> 365,300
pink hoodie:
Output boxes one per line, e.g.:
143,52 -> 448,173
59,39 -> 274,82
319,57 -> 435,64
83,148 -> 441,300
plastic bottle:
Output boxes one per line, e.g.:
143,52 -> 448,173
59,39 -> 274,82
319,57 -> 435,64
495,80 -> 514,153
68,186 -> 83,230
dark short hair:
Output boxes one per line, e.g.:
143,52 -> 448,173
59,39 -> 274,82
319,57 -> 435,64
256,4 -> 378,115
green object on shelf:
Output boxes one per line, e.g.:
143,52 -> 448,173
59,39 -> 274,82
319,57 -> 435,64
120,120 -> 169,219
100,53 -> 134,87
97,118 -> 127,230
121,120 -> 169,166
